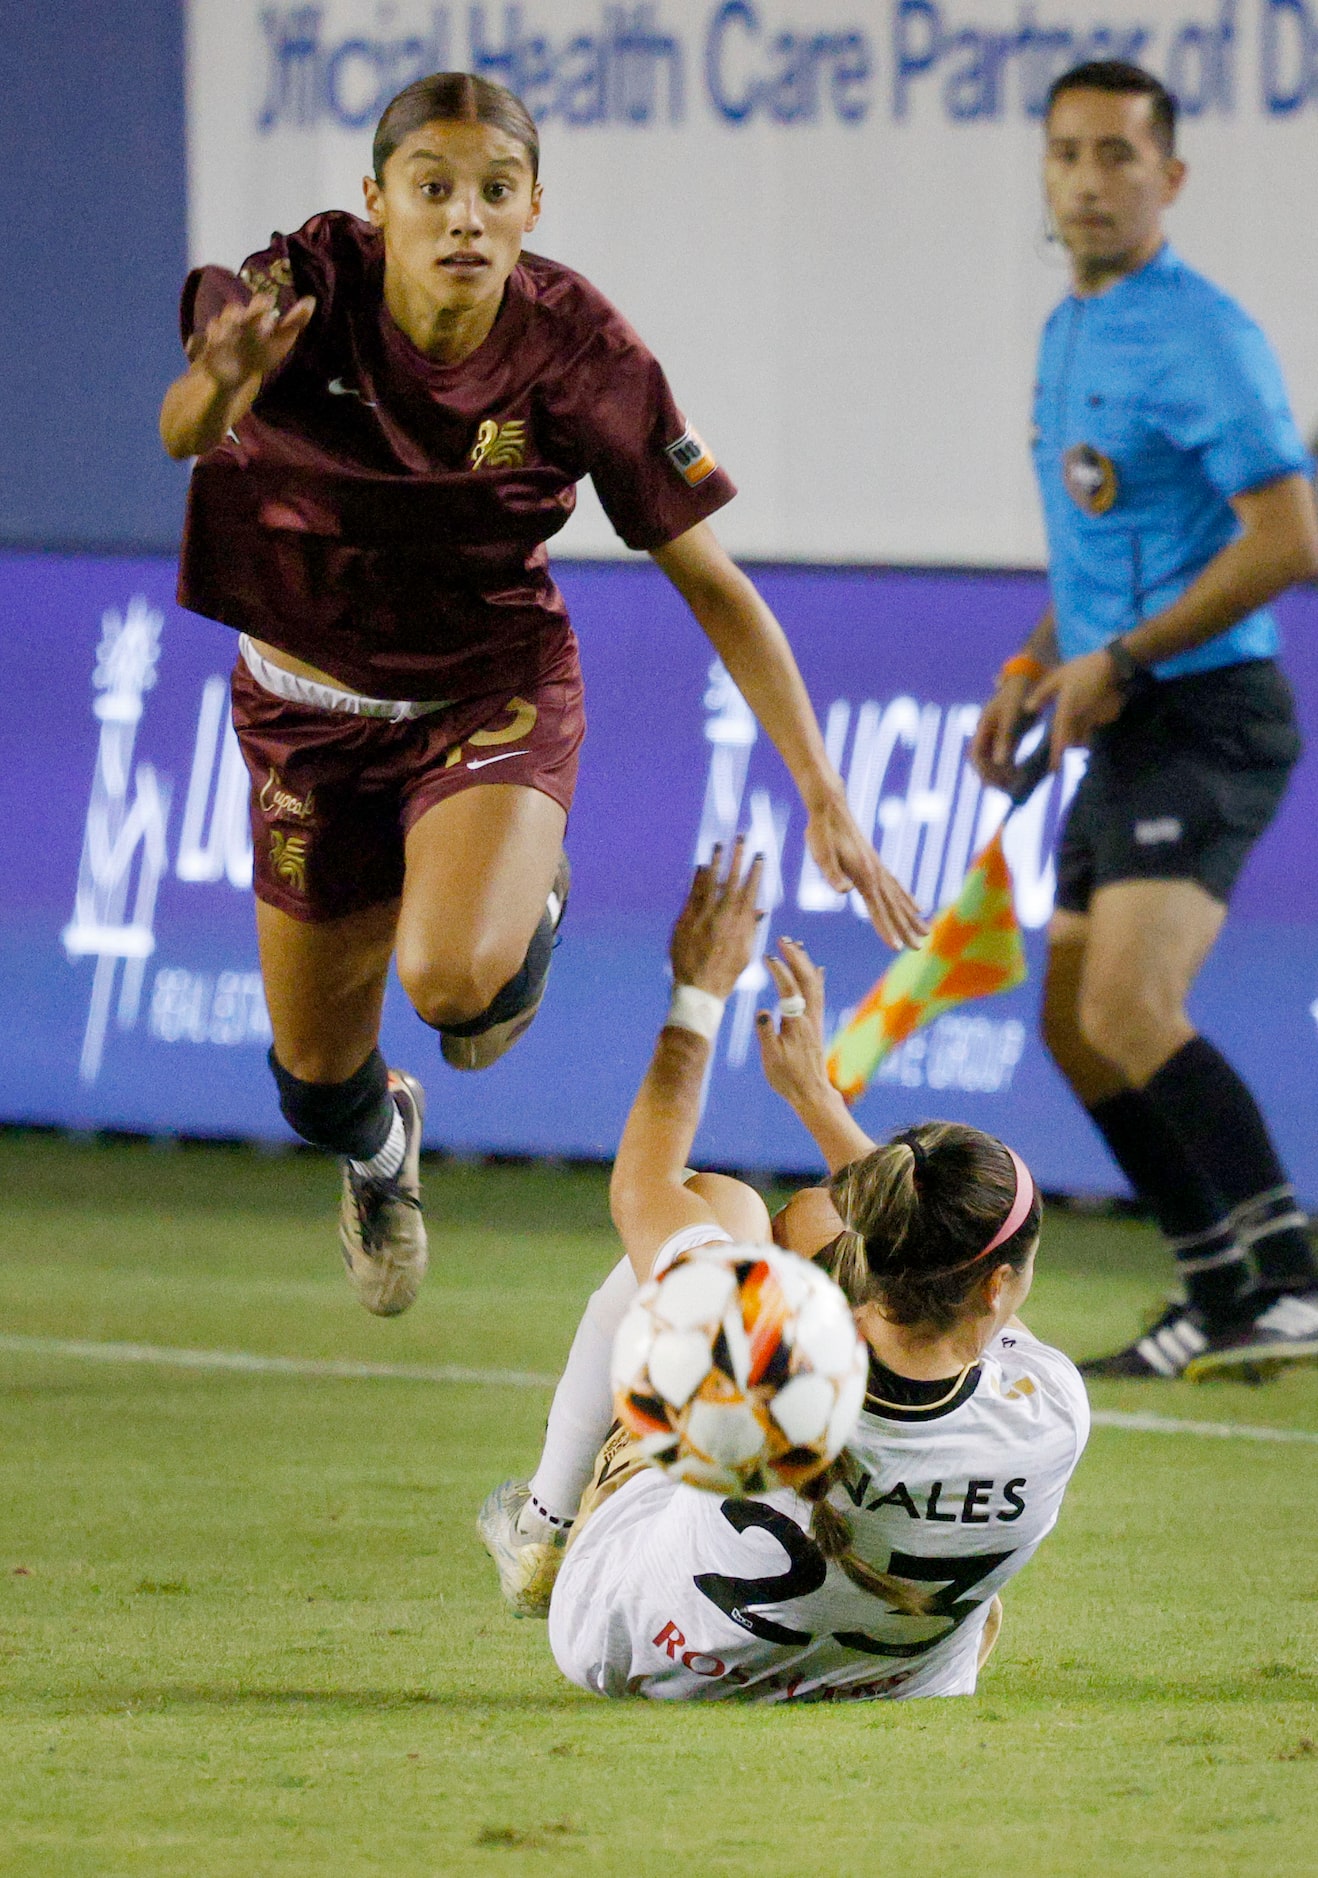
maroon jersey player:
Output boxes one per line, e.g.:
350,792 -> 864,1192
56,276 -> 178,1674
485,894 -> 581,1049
160,72 -> 922,1319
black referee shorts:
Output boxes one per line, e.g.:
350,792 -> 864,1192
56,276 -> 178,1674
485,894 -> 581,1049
1055,658 -> 1301,914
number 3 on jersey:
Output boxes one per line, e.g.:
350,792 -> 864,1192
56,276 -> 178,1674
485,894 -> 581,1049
694,1502 -> 1014,1659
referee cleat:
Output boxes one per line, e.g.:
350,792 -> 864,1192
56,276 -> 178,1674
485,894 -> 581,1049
1184,1290 -> 1318,1383
339,1070 -> 428,1317
476,1479 -> 568,1619
1078,1301 -> 1212,1380
441,853 -> 570,1072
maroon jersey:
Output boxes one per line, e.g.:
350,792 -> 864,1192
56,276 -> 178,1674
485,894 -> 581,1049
178,212 -> 736,700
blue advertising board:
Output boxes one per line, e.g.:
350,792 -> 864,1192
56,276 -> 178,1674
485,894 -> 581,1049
2,549 -> 1315,1200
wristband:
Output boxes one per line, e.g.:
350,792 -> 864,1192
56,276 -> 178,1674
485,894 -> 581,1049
997,653 -> 1047,688
666,985 -> 726,1041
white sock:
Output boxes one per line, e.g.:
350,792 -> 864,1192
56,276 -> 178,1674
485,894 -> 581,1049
347,1105 -> 405,1182
520,1256 -> 638,1536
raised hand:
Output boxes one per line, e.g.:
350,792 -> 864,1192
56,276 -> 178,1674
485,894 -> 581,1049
755,938 -> 830,1112
804,791 -> 926,951
757,938 -> 877,1172
189,292 -> 316,392
163,291 -> 317,459
668,840 -> 764,1000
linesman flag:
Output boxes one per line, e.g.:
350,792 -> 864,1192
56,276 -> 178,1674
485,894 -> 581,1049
826,827 -> 1027,1104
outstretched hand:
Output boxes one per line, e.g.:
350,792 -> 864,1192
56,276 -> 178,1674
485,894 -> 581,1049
756,938 -> 879,1172
669,840 -> 764,999
188,292 -> 316,392
805,792 -> 926,951
755,938 -> 831,1114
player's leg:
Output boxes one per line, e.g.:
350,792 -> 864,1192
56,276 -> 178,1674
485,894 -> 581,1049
395,783 -> 568,1070
1075,878 -> 1318,1374
257,899 -> 430,1317
479,1171 -> 772,1614
773,1186 -> 846,1257
1036,770 -> 1231,1304
1053,883 -> 1249,1370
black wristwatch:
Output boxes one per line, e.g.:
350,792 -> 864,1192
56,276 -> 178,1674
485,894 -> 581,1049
1105,637 -> 1155,697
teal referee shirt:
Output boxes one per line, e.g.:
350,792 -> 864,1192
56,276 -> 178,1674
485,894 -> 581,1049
1032,244 -> 1310,679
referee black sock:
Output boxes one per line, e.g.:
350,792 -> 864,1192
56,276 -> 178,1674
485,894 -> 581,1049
1086,1088 -> 1252,1325
268,1047 -> 396,1161
1142,1037 -> 1318,1297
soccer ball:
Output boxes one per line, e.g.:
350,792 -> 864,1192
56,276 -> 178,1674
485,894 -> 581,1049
611,1243 -> 868,1496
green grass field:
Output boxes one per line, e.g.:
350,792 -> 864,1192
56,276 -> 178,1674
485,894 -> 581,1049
1,1133 -> 1316,1877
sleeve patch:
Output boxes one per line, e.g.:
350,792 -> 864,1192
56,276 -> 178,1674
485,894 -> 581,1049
665,426 -> 718,487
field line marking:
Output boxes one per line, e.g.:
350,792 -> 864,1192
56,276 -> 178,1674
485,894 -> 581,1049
1090,1408 -> 1318,1446
1,1335 -> 1316,1442
0,1333 -> 555,1390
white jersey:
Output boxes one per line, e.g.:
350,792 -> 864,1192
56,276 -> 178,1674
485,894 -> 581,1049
549,1321 -> 1089,1704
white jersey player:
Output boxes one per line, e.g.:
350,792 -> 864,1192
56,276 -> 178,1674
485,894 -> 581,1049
478,843 -> 1090,1702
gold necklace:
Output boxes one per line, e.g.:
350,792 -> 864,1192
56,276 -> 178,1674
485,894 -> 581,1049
865,1361 -> 974,1413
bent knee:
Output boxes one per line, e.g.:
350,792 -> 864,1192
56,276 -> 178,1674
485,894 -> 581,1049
396,940 -> 523,1030
685,1172 -> 772,1245
772,1186 -> 845,1258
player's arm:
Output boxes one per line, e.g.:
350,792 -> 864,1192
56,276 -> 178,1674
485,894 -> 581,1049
1029,473 -> 1318,766
756,938 -> 876,1174
1119,473 -> 1318,665
609,844 -> 763,1281
650,522 -> 926,951
969,608 -> 1059,790
160,292 -> 315,459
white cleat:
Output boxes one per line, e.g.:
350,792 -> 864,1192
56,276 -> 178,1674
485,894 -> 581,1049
476,1480 -> 568,1619
339,1070 -> 428,1317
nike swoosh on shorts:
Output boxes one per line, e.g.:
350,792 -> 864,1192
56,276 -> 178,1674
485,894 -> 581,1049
467,750 -> 526,770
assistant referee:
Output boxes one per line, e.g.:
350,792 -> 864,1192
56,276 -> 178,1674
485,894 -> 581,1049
972,60 -> 1318,1381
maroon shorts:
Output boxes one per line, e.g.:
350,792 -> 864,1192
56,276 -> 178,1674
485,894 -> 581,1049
231,639 -> 585,922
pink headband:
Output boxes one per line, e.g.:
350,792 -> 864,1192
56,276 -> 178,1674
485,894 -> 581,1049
941,1146 -> 1036,1274
982,1147 -> 1035,1256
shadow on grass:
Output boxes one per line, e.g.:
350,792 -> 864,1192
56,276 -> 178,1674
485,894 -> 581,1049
39,1683 -> 588,1715
29,1660 -> 1318,1717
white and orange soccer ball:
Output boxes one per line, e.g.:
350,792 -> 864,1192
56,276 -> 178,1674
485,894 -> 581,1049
610,1243 -> 868,1497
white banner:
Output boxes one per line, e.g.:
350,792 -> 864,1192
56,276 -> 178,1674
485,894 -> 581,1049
185,0 -> 1318,565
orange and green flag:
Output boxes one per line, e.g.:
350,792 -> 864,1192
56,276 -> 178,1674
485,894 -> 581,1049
826,828 -> 1027,1103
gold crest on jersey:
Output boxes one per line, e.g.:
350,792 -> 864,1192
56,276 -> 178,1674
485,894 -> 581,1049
240,258 -> 294,298
1062,444 -> 1118,515
470,419 -> 527,470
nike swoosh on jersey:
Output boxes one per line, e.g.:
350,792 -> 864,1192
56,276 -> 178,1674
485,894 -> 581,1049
327,377 -> 376,405
466,749 -> 527,770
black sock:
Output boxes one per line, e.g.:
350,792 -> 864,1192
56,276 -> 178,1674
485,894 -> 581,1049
268,1047 -> 394,1160
1143,1037 -> 1318,1296
437,908 -> 555,1040
1087,1088 -> 1251,1324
